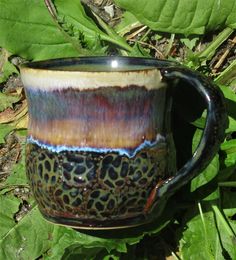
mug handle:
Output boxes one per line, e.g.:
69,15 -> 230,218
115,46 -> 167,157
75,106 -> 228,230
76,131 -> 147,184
146,66 -> 228,212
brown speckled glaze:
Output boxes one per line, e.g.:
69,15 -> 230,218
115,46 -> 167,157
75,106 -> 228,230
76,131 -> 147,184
21,57 -> 227,229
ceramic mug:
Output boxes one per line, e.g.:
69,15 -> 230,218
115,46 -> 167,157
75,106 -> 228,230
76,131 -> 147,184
20,57 -> 227,229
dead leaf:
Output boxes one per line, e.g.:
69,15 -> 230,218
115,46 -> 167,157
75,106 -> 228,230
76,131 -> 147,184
0,100 -> 28,127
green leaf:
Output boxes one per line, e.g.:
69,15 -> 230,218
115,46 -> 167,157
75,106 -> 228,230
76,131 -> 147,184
54,0 -> 132,53
190,154 -> 219,193
180,36 -> 199,50
3,143 -> 27,187
215,59 -> 236,85
46,214 -> 170,259
54,0 -> 107,54
0,61 -> 18,84
0,124 -> 13,144
192,113 -> 236,134
219,85 -> 236,103
114,0 -> 236,35
0,92 -> 21,112
0,0 -> 80,60
196,27 -> 234,62
45,227 -> 127,259
221,139 -> 236,154
0,195 -> 21,238
62,245 -> 106,260
190,129 -> 220,192
180,202 -> 236,259
180,205 -> 216,259
226,116 -> 236,134
220,139 -> 236,169
0,205 -> 54,259
0,48 -> 18,83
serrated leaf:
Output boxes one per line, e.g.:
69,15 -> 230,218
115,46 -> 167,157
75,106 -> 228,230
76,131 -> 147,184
114,0 -> 236,35
54,0 -> 107,52
54,0 -> 131,54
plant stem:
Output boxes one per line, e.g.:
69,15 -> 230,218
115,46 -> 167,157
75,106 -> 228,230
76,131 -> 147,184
197,27 -> 234,61
165,33 -> 175,57
92,11 -> 133,52
218,181 -> 236,187
102,34 -> 133,52
198,202 -> 215,260
215,59 -> 236,85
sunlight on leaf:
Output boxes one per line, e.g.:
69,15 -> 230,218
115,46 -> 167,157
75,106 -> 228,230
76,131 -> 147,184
114,0 -> 236,35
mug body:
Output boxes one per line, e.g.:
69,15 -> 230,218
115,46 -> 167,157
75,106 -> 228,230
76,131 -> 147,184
21,57 -> 176,229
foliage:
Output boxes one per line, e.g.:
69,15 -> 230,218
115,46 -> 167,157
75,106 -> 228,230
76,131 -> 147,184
0,0 -> 133,61
0,0 -> 236,259
114,0 -> 236,35
180,202 -> 236,259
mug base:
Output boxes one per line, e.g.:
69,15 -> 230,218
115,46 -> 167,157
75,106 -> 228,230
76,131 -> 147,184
41,212 -> 150,230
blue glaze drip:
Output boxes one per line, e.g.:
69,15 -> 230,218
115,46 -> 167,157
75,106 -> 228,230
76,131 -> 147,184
27,135 -> 165,158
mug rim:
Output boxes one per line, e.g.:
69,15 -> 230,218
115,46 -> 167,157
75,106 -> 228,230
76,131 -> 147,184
20,56 -> 178,73
20,56 -> 171,92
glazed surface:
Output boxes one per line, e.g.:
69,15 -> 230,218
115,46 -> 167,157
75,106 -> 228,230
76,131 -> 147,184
21,66 -> 163,91
23,61 -> 174,228
25,86 -> 166,154
26,140 -> 172,227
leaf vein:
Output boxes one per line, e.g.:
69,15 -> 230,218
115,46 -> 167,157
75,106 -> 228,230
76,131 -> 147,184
0,17 -> 56,28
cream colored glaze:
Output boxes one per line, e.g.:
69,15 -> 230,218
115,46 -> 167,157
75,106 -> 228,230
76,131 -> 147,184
20,67 -> 164,91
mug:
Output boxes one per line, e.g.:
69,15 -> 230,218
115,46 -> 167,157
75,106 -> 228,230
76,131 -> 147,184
20,57 -> 227,229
